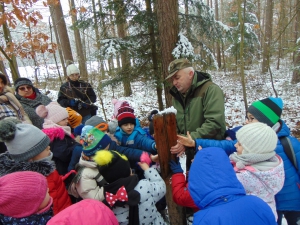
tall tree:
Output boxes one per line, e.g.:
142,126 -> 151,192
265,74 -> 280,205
157,0 -> 179,108
261,0 -> 274,73
69,0 -> 88,80
215,0 -> 221,68
292,0 -> 300,83
49,0 -> 73,75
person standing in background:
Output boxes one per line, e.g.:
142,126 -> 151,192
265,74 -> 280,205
57,63 -> 97,124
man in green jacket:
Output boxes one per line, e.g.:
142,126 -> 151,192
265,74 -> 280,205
167,58 -> 226,169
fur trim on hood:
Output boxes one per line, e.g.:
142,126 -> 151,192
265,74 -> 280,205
0,152 -> 55,177
42,127 -> 65,142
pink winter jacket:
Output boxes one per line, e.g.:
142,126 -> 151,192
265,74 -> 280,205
47,199 -> 118,225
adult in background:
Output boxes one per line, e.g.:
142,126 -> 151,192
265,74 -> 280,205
14,77 -> 51,129
57,63 -> 97,124
166,58 -> 226,170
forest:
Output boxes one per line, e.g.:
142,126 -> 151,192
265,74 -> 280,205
0,0 -> 299,114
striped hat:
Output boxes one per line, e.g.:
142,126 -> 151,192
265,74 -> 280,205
247,97 -> 283,127
66,107 -> 82,128
117,101 -> 136,127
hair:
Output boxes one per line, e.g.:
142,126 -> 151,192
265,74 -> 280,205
182,67 -> 194,74
0,72 -> 7,85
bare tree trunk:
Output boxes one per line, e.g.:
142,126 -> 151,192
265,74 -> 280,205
292,0 -> 300,83
157,0 -> 179,108
239,0 -> 248,111
49,1 -> 73,71
261,0 -> 273,73
114,0 -> 132,96
215,0 -> 221,68
69,0 -> 88,81
146,0 -> 164,110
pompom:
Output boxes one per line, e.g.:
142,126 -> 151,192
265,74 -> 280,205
0,119 -> 18,142
140,152 -> 151,166
36,105 -> 48,119
93,150 -> 114,166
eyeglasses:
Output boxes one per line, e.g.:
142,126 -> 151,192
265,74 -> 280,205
19,86 -> 32,91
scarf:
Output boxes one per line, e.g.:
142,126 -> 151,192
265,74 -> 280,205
229,151 -> 276,170
43,119 -> 73,137
103,175 -> 140,225
0,92 -> 23,120
24,91 -> 37,100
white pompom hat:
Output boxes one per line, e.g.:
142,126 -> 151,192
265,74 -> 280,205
66,64 -> 80,76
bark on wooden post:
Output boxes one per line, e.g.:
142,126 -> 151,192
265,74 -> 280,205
153,111 -> 187,225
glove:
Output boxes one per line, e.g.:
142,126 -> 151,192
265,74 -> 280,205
69,99 -> 78,107
169,159 -> 183,174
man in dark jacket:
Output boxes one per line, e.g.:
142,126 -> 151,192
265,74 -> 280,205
57,64 -> 97,124
167,58 -> 226,169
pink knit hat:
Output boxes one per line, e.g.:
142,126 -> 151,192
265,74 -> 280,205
0,171 -> 48,218
36,102 -> 69,124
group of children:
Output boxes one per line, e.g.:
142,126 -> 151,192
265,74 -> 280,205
0,98 -> 166,224
0,96 -> 299,225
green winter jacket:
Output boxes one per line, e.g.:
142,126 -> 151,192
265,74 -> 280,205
170,71 -> 226,140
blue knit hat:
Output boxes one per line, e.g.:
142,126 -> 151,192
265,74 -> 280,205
247,97 -> 283,127
82,128 -> 111,156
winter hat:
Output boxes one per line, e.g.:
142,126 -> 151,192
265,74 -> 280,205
85,116 -> 108,132
236,122 -> 278,155
247,97 -> 283,127
111,99 -> 126,119
0,119 -> 50,162
36,102 -> 68,124
94,150 -> 131,183
14,77 -> 34,91
148,109 -> 158,135
117,101 -> 136,127
66,64 -> 80,76
66,107 -> 82,128
0,171 -> 48,218
82,127 -> 111,156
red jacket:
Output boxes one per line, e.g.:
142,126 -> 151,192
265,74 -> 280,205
47,169 -> 72,215
171,173 -> 199,212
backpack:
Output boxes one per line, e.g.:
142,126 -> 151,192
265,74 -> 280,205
280,136 -> 298,171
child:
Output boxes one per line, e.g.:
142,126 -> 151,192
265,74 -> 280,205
114,101 -> 157,154
47,199 -> 118,225
178,97 -> 300,224
71,127 -> 155,200
36,102 -> 83,174
189,147 -> 277,225
0,119 -> 72,215
169,158 -> 199,212
0,171 -> 53,224
94,150 -> 166,225
229,122 -> 284,220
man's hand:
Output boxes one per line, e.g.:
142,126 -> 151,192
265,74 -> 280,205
177,131 -> 195,147
170,142 -> 185,157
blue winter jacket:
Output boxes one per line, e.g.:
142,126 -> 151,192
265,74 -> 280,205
114,125 -> 157,155
189,147 -> 277,225
195,121 -> 300,211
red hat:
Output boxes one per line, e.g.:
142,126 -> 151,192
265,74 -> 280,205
117,101 -> 136,127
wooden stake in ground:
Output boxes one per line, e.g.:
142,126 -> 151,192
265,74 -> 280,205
153,110 -> 187,225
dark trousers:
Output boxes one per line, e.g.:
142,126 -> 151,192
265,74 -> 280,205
277,210 -> 300,225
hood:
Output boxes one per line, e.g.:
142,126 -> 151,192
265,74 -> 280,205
0,152 -> 55,176
277,120 -> 290,138
42,127 -> 65,142
188,147 -> 245,209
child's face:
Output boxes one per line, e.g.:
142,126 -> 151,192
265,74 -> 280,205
121,123 -> 135,135
38,188 -> 51,211
234,141 -> 243,155
30,146 -> 51,161
245,113 -> 259,124
57,117 -> 69,126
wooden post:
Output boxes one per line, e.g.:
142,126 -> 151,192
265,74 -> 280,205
153,111 -> 187,225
